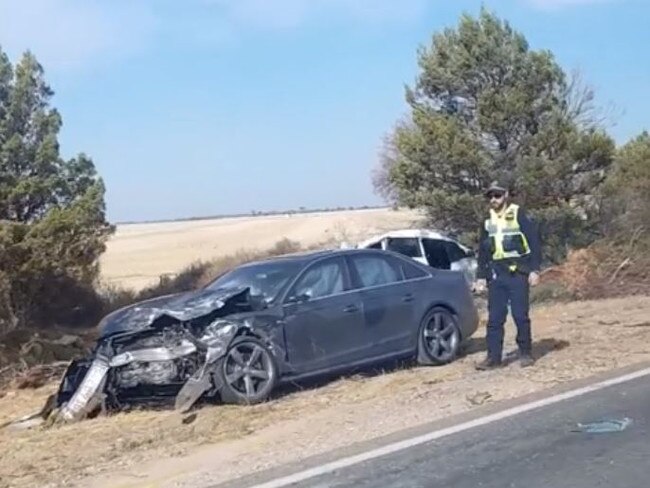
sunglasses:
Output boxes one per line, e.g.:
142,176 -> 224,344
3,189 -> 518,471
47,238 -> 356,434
487,192 -> 505,200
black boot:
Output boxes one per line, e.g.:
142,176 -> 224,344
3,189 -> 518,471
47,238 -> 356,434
519,353 -> 535,368
475,357 -> 503,371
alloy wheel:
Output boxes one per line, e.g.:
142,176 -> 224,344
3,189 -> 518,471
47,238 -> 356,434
422,310 -> 459,363
223,341 -> 275,399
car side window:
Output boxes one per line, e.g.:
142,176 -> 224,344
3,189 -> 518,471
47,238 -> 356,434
422,238 -> 451,269
350,254 -> 403,288
444,241 -> 469,262
385,237 -> 422,258
289,259 -> 345,300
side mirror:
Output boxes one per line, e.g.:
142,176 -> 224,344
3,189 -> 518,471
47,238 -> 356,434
285,292 -> 311,304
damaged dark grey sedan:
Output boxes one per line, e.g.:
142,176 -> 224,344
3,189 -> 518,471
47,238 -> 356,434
50,248 -> 479,422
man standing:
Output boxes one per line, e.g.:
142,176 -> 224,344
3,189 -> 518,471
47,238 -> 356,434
475,180 -> 542,370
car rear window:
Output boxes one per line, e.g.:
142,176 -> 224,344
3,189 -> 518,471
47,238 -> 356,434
399,259 -> 429,279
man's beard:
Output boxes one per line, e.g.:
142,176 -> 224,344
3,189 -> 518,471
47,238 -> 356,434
490,200 -> 506,212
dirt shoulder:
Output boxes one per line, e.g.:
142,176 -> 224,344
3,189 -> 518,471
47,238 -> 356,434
2,295 -> 650,488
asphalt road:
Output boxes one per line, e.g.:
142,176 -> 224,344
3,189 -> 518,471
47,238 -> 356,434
218,366 -> 650,488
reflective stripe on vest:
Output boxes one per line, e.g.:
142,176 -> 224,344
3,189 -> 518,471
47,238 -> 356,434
484,203 -> 531,261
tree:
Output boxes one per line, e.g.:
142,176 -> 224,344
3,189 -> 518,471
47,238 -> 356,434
601,131 -> 650,236
374,7 -> 614,262
0,47 -> 113,334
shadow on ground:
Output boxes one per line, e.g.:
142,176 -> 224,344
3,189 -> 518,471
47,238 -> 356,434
189,337 -> 571,412
461,337 -> 570,365
270,356 -> 416,401
267,338 -> 570,401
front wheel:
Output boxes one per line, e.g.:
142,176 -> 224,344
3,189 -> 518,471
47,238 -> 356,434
416,307 -> 461,366
216,336 -> 278,405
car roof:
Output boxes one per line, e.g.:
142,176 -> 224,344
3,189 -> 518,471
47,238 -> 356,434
356,229 -> 471,250
239,248 -> 335,267
240,247 -> 395,268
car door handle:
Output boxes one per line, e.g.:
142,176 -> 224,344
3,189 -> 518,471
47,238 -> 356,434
402,293 -> 414,303
343,304 -> 359,313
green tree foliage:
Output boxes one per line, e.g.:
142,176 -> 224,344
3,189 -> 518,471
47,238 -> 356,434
601,131 -> 650,236
0,47 -> 112,334
374,7 -> 614,263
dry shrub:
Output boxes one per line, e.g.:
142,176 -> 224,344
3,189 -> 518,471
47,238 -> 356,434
553,248 -> 596,294
530,281 -> 574,304
541,232 -> 650,300
268,237 -> 303,255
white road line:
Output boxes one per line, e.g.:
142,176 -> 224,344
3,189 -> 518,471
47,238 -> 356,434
248,366 -> 650,488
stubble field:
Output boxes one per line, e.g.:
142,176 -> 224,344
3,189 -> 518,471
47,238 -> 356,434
99,208 -> 424,291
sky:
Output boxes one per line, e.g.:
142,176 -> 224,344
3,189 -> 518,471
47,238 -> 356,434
0,0 -> 648,223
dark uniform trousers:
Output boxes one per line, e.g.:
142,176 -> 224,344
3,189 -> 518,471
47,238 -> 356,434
486,269 -> 532,361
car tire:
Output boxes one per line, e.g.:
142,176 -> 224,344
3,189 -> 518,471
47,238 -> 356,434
416,306 -> 461,366
216,336 -> 278,405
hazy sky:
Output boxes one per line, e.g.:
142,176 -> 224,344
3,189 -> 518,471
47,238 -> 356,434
0,0 -> 647,223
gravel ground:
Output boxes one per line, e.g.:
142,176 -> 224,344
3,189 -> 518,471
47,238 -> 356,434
2,295 -> 650,488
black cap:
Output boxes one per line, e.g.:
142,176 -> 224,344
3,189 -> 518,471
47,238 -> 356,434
485,180 -> 509,196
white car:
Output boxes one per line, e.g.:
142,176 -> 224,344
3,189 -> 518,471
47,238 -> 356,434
355,229 -> 478,285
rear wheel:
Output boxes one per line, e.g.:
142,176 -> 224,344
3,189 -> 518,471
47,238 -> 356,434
416,307 -> 461,366
217,336 -> 278,405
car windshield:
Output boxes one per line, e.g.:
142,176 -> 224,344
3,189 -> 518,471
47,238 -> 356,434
204,260 -> 303,303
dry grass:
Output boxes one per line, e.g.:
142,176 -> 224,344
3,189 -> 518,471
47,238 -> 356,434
3,295 -> 650,488
99,208 -> 423,292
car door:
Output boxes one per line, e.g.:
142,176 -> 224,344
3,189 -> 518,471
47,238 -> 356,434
282,256 -> 367,374
347,252 -> 416,357
443,240 -> 478,284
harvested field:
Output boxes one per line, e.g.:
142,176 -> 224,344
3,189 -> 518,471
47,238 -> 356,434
2,295 -> 650,488
99,208 -> 423,291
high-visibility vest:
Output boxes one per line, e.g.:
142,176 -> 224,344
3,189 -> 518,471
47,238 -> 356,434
484,203 -> 531,261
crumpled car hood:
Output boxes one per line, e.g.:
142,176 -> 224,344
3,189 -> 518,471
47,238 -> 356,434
98,286 -> 251,338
